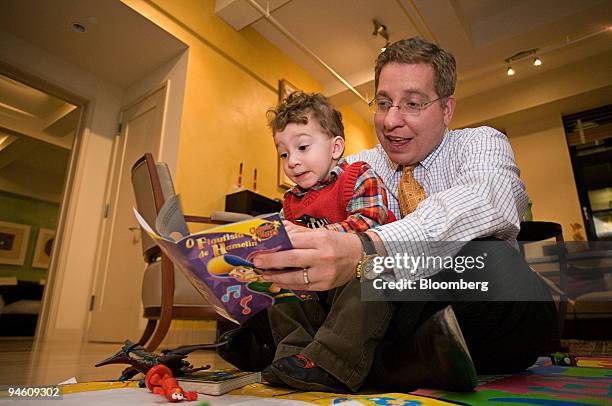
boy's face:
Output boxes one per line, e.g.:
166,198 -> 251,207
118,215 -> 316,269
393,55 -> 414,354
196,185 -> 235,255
274,117 -> 344,189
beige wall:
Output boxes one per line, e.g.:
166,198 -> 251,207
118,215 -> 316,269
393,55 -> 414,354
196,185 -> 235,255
339,105 -> 377,156
123,0 -> 376,217
507,114 -> 584,240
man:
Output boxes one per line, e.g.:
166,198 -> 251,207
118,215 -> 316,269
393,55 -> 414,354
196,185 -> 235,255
219,37 -> 558,392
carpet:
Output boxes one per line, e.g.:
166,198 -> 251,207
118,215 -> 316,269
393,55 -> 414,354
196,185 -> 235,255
231,357 -> 611,405
412,357 -> 611,405
3,357 -> 609,405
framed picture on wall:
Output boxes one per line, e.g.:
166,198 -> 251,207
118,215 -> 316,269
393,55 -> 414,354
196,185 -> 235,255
0,221 -> 31,266
32,228 -> 55,269
277,79 -> 299,189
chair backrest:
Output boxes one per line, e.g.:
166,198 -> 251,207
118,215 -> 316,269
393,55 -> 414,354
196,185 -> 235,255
131,153 -> 176,262
517,221 -> 563,243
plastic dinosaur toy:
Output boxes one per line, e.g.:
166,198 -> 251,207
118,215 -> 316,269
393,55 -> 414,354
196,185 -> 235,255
95,340 -> 225,381
145,364 -> 198,402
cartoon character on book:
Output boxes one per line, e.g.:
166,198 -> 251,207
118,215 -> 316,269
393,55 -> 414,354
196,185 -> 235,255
208,254 -> 299,303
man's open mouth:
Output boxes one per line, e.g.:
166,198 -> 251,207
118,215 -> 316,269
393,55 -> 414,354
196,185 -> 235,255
385,135 -> 412,146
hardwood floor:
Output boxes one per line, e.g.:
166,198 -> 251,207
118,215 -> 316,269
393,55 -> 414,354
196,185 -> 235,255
0,337 -> 231,386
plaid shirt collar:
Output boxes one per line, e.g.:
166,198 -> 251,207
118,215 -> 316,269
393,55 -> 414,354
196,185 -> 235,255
287,158 -> 348,197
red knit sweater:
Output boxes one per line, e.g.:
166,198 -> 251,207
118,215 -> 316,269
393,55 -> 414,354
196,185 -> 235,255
283,161 -> 379,229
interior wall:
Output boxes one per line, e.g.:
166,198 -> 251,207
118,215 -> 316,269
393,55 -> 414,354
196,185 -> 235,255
507,115 -> 584,240
450,49 -> 612,240
339,105 -> 377,157
0,191 -> 59,282
123,0 -> 377,217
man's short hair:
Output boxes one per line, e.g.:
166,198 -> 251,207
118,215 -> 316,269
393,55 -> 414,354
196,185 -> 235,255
267,91 -> 344,139
374,37 -> 456,99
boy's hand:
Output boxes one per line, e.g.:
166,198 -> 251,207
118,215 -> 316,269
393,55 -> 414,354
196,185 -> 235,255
253,229 -> 362,291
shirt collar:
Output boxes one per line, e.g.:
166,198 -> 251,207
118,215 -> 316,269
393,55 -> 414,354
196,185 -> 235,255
287,158 -> 347,196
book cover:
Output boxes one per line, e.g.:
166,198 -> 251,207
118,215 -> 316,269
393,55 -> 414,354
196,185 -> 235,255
177,369 -> 261,396
134,195 -> 314,324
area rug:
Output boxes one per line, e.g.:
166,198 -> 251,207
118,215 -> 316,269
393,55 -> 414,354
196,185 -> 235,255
232,357 -> 611,405
3,357 -> 609,405
412,357 -> 611,405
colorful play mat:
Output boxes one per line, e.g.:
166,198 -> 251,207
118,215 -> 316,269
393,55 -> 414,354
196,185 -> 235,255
2,356 -> 609,405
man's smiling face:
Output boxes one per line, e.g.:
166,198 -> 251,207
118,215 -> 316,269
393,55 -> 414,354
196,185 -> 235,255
374,62 -> 455,165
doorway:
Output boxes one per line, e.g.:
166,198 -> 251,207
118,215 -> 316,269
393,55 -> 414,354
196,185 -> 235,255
0,73 -> 82,337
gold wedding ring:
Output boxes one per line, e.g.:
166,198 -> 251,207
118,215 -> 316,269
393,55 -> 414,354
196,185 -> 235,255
302,268 -> 311,285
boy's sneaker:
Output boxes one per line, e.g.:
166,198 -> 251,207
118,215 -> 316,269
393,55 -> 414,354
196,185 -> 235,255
216,327 -> 274,371
272,354 -> 348,393
261,365 -> 288,387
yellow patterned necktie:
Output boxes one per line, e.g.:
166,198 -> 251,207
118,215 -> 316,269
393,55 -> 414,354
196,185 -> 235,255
398,165 -> 426,217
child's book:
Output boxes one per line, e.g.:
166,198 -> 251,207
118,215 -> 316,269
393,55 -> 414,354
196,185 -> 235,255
134,194 -> 314,324
177,369 -> 261,396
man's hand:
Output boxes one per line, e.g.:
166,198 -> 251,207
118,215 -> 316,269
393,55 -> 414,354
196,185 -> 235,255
252,228 -> 362,291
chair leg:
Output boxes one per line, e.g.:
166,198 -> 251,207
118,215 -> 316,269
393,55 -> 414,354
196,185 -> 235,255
137,319 -> 157,347
145,316 -> 172,352
145,254 -> 176,352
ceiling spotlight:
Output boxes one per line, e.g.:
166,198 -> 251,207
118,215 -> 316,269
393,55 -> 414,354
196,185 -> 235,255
533,57 -> 542,66
506,66 -> 515,76
372,20 -> 389,42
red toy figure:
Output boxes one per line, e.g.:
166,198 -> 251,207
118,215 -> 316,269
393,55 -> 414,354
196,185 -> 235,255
145,365 -> 198,402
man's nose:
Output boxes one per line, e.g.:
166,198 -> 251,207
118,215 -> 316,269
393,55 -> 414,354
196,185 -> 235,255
383,106 -> 405,129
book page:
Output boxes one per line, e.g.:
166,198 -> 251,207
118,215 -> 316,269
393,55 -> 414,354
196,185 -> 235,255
154,194 -> 190,240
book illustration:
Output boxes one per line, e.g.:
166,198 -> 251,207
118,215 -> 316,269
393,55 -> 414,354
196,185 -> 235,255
134,195 -> 315,324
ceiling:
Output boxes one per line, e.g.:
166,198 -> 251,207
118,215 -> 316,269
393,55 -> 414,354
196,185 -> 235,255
0,0 -> 188,203
216,0 -> 612,120
0,0 -> 187,87
0,75 -> 75,203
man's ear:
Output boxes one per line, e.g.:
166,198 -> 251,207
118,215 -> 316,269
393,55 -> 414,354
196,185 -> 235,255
331,136 -> 345,159
443,96 -> 456,127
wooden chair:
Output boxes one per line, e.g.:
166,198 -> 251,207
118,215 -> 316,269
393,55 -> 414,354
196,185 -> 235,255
517,221 -> 568,337
518,221 -> 612,339
131,153 -> 238,351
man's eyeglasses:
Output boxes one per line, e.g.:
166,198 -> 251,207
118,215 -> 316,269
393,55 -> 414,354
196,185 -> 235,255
368,96 -> 446,116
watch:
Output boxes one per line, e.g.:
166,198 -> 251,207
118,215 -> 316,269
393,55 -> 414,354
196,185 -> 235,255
355,232 -> 379,281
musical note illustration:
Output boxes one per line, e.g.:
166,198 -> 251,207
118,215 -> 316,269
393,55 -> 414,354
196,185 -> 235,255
240,295 -> 253,315
221,285 -> 241,302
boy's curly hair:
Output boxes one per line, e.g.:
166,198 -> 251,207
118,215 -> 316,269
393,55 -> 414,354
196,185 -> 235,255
267,91 -> 344,139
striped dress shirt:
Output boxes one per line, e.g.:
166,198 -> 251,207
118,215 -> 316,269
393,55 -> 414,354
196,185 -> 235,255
346,126 -> 528,280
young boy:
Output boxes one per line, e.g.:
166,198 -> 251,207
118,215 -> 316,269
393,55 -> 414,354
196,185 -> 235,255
264,91 -> 396,392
